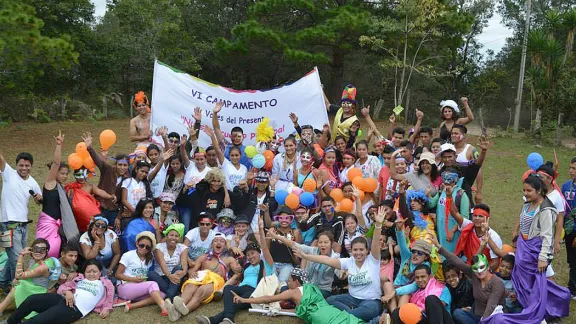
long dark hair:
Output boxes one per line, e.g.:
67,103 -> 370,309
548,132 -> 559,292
129,161 -> 153,199
137,236 -> 154,264
167,155 -> 185,188
440,106 -> 459,121
524,175 -> 548,197
418,162 -> 440,181
132,198 -> 155,218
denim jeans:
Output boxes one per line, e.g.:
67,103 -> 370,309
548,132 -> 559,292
326,293 -> 382,321
453,308 -> 481,324
208,285 -> 255,324
179,207 -> 194,233
0,223 -> 27,289
147,265 -> 183,299
100,208 -> 119,228
274,262 -> 294,283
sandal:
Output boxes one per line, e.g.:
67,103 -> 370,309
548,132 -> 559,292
124,301 -> 132,313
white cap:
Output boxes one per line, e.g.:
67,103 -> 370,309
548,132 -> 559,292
440,100 -> 460,113
438,143 -> 457,156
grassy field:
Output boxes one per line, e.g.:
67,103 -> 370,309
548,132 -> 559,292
0,118 -> 574,323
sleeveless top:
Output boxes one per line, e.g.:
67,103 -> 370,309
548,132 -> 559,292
318,164 -> 340,190
270,230 -> 297,264
456,144 -> 471,164
439,123 -> 452,142
42,186 -> 61,219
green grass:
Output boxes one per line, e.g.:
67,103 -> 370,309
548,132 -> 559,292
0,119 -> 573,323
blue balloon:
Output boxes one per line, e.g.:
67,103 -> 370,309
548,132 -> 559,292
252,154 -> 265,169
275,190 -> 289,205
300,192 -> 315,207
527,152 -> 544,171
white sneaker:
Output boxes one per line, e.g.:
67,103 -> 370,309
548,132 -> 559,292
165,298 -> 181,322
195,315 -> 210,324
173,296 -> 189,315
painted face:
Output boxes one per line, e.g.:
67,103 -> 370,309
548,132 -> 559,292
16,159 -> 32,178
499,261 -> 513,278
345,217 -> 357,234
451,129 -> 464,143
231,131 -> 243,146
317,234 -> 332,256
168,137 -> 180,151
441,172 -> 459,186
210,178 -> 222,192
206,150 -> 218,167
321,201 -> 334,216
148,149 -> 160,164
143,202 -> 154,218
284,140 -> 297,155
116,162 -> 129,177
61,251 -> 78,267
301,129 -> 313,145
269,139 -> 281,152
324,152 -> 336,166
300,152 -> 313,165
136,166 -> 150,180
229,149 -> 241,164
411,249 -> 428,265
351,242 -> 368,262
444,269 -> 460,288
356,144 -> 368,158
335,139 -> 347,152
431,142 -> 442,155
234,223 -> 249,236
419,133 -> 431,146
414,269 -> 431,289
84,264 -> 101,281
57,167 -> 69,184
419,160 -> 432,175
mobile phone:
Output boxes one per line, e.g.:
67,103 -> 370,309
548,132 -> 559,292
29,190 -> 35,196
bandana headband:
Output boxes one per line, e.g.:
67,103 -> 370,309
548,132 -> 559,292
116,159 -> 129,164
290,268 -> 310,284
472,208 -> 490,218
91,216 -> 109,226
343,153 -> 356,159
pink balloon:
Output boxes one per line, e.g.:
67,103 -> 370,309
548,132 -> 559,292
292,187 -> 304,196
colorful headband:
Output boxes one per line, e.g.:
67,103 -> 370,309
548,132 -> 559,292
290,267 -> 310,284
116,159 -> 129,164
472,208 -> 490,218
91,216 -> 109,226
343,153 -> 356,159
133,91 -> 149,107
74,169 -> 88,179
163,223 -> 184,237
395,156 -> 406,162
537,171 -> 555,180
407,190 -> 428,204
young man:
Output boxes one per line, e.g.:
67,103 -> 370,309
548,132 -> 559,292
416,127 -> 433,149
129,91 -> 152,146
298,196 -> 344,253
399,140 -> 415,173
562,157 -> 576,298
211,102 -> 251,169
0,151 -> 42,290
183,212 -> 216,261
378,146 -> 395,201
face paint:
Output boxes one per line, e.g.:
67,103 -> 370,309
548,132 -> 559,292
441,172 -> 459,185
471,254 -> 489,274
301,152 -> 313,164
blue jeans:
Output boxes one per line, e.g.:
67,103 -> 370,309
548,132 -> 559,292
453,308 -> 481,324
0,223 -> 27,289
179,207 -> 193,233
147,266 -> 183,299
274,262 -> 294,283
326,293 -> 381,321
101,208 -> 118,227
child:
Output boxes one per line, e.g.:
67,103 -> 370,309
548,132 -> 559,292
47,241 -> 79,292
497,254 -> 522,314
443,261 -> 474,319
380,249 -> 394,286
385,157 -> 406,200
215,208 -> 235,236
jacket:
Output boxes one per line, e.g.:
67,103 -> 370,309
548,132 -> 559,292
57,274 -> 115,314
524,197 -> 557,262
229,187 -> 278,224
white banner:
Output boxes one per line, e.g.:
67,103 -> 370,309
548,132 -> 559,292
150,61 -> 328,149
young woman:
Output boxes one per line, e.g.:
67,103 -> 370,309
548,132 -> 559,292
398,187 -> 436,244
116,232 -> 167,315
79,217 -> 121,278
294,206 -> 386,322
438,97 -> 474,142
123,199 -> 158,251
192,216 -> 275,324
149,224 -> 188,301
204,126 -> 247,191
184,212 -> 216,261
333,135 -> 348,165
154,191 -> 180,235
342,214 -> 367,257
535,163 -> 565,255
295,147 -> 320,193
318,148 -> 341,197
431,232 -> 504,324
5,259 -> 114,324
272,136 -> 301,191
390,149 -> 441,196
147,144 -> 167,199
270,230 -> 338,298
163,155 -> 186,197
36,131 -> 78,257
120,160 -> 153,219
0,239 -> 56,316
339,149 -> 357,183
183,150 -> 212,195
487,175 -> 570,323
264,206 -> 302,285
354,140 -> 380,185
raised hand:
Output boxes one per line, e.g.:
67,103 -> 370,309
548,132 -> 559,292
389,114 -> 396,123
81,132 -> 92,148
374,206 -> 386,224
289,112 -> 298,124
203,126 -> 215,138
193,106 -> 202,121
214,101 -> 224,114
416,109 -> 424,120
162,149 -> 174,162
460,97 -> 469,105
477,138 -> 491,151
361,105 -> 370,117
322,123 -> 330,133
55,130 -> 65,146
269,175 -> 279,188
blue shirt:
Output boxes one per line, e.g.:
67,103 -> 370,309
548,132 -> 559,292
240,260 -> 274,288
562,179 -> 576,210
290,219 -> 316,246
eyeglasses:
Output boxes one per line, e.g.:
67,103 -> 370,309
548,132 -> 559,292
32,246 -> 48,253
199,222 -> 213,227
273,215 -> 295,223
411,250 -> 425,256
94,223 -> 107,229
138,244 -> 152,251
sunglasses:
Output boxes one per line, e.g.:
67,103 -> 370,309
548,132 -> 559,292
138,244 -> 152,251
32,246 -> 48,253
219,218 -> 232,224
94,223 -> 107,229
273,215 -> 295,223
199,222 -> 213,227
168,138 -> 180,144
411,250 -> 425,256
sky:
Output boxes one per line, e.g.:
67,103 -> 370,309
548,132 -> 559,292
90,0 -> 513,55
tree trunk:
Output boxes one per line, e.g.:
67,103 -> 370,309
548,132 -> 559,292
328,47 -> 345,103
556,112 -> 563,146
102,96 -> 108,118
534,107 -> 542,143
60,99 -> 67,120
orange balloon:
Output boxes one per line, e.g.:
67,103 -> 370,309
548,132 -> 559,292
76,142 -> 89,158
264,158 -> 273,171
83,157 -> 96,170
399,303 -> 422,324
68,153 -> 83,170
502,244 -> 515,255
303,178 -> 316,193
330,188 -> 344,203
364,178 -> 378,193
354,190 -> 365,202
285,193 -> 300,210
347,167 -> 362,181
352,176 -> 365,191
100,129 -> 117,150
263,150 -> 274,162
340,198 -> 354,212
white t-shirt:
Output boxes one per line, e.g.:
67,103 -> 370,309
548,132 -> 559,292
0,163 -> 41,222
547,190 -> 565,214
459,219 -> 503,259
154,242 -> 187,276
74,279 -> 105,316
222,159 -> 247,191
80,230 -> 118,261
339,254 -> 381,300
185,228 -> 215,260
184,164 -> 212,186
251,195 -> 266,233
119,250 -> 153,284
150,164 -> 168,199
122,178 -> 147,208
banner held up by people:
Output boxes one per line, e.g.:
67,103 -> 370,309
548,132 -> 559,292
150,60 -> 328,149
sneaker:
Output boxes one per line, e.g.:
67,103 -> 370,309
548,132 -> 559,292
113,297 -> 130,307
161,308 -> 169,317
381,313 -> 391,324
173,296 -> 189,316
213,289 -> 223,302
221,319 -> 235,324
195,315 -> 210,324
124,301 -> 132,313
165,299 -> 181,322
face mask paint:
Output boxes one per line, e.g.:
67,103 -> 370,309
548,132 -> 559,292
301,152 -> 313,164
441,172 -> 459,185
471,254 -> 489,274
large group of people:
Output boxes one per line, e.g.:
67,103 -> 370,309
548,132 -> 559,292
0,86 -> 572,324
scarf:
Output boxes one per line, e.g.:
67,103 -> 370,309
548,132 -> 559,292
410,277 -> 446,311
455,223 -> 491,265
57,183 -> 79,239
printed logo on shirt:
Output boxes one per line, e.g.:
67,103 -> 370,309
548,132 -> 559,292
565,191 -> 575,201
77,280 -> 101,297
206,199 -> 218,210
130,266 -> 148,278
348,270 -> 372,287
228,174 -> 244,187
